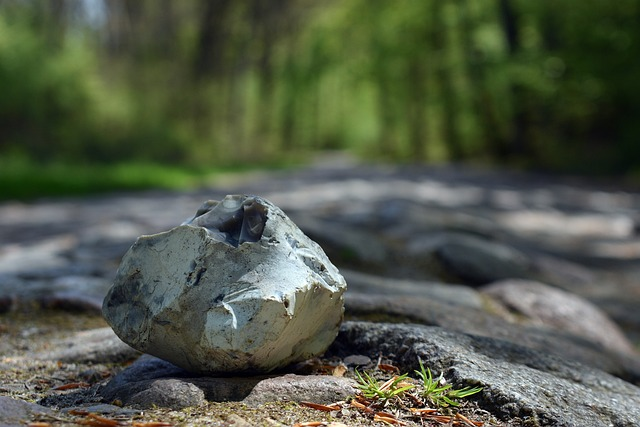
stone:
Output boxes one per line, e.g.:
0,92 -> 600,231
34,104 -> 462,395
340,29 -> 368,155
342,354 -> 371,367
0,236 -> 74,275
102,195 -> 347,374
125,378 -> 206,409
408,232 -> 533,285
242,374 -> 357,407
100,355 -> 265,408
0,396 -> 52,427
528,253 -> 597,293
481,279 -> 637,355
100,354 -> 357,410
44,327 -> 140,364
342,269 -> 483,309
598,296 -> 640,345
291,216 -> 390,273
0,275 -> 110,313
6,161 -> 640,425
344,292 -> 640,384
329,321 -> 640,427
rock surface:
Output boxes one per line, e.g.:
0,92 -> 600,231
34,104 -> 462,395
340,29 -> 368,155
345,292 -> 640,384
102,194 -> 347,374
2,160 -> 640,426
481,279 -> 637,355
100,354 -> 357,410
0,396 -> 52,427
43,327 -> 140,364
242,374 -> 357,407
329,321 -> 640,427
408,231 -> 534,285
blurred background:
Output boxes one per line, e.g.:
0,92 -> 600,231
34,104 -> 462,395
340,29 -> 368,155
1,0 -> 640,199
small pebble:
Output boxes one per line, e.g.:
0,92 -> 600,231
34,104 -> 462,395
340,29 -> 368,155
343,355 -> 371,366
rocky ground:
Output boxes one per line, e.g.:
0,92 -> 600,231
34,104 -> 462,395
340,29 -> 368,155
1,157 -> 640,426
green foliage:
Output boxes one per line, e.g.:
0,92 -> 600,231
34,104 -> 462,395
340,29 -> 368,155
415,359 -> 483,408
355,370 -> 415,402
0,14 -> 94,161
2,0 -> 640,200
0,153 -> 206,200
354,360 -> 482,410
0,7 -> 190,167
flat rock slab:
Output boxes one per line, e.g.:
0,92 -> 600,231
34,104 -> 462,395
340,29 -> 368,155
407,231 -> 533,285
43,327 -> 140,364
242,374 -> 357,407
482,279 -> 637,355
329,321 -> 640,427
0,274 -> 110,313
0,396 -> 52,427
100,354 -> 357,410
342,269 -> 484,309
345,292 -> 640,384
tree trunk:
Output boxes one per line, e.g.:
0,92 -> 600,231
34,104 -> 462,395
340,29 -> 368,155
193,0 -> 233,80
499,0 -> 530,161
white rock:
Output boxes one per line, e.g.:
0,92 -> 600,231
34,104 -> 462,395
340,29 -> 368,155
102,195 -> 346,374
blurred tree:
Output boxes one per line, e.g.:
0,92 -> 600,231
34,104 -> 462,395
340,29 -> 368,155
1,0 -> 640,176
193,0 -> 232,79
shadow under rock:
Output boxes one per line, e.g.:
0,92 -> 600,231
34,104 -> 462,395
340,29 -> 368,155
97,354 -> 357,410
99,355 -> 267,409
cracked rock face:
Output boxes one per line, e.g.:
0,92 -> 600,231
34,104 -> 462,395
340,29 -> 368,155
102,195 -> 347,374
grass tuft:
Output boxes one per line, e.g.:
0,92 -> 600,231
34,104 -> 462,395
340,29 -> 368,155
355,370 -> 415,402
415,359 -> 483,407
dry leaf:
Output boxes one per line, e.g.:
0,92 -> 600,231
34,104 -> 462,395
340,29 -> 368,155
373,412 -> 407,425
377,363 -> 400,373
76,413 -> 127,427
300,401 -> 341,412
455,412 -> 484,426
409,407 -> 439,415
350,400 -> 374,414
53,382 -> 91,390
332,364 -> 347,377
132,422 -> 173,427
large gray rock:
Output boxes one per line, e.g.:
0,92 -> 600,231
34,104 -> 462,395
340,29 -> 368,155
407,231 -> 533,285
342,269 -> 484,309
345,292 -> 640,384
102,195 -> 346,374
481,279 -> 637,355
330,322 -> 640,427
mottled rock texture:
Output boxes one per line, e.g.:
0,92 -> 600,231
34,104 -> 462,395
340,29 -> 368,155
481,279 -> 637,355
0,396 -> 52,427
103,195 -> 346,374
329,321 -> 640,427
